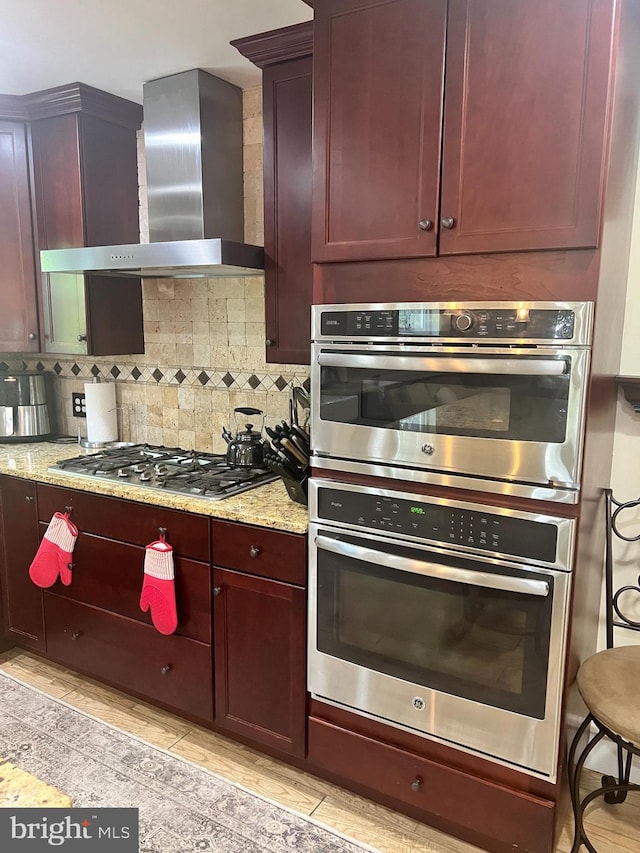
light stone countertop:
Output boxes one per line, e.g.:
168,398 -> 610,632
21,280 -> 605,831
0,442 -> 309,535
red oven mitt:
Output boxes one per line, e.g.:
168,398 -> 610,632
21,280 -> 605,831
139,538 -> 178,635
28,512 -> 78,588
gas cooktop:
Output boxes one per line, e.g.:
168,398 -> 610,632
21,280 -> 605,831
48,444 -> 277,501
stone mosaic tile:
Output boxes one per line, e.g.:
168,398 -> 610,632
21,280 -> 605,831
10,357 -> 309,398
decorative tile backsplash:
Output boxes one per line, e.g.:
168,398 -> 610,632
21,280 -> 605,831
0,87 -> 310,453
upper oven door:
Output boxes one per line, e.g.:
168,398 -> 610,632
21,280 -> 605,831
311,343 -> 590,489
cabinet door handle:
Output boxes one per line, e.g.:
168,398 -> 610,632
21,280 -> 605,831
25,495 -> 34,503
160,664 -> 172,675
67,563 -> 75,571
410,776 -> 423,792
265,339 -> 275,347
77,334 -> 87,342
418,219 -> 433,232
213,586 -> 222,596
28,332 -> 37,341
249,545 -> 261,558
71,631 -> 81,641
441,217 -> 455,229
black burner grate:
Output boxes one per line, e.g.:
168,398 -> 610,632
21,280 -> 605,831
49,444 -> 277,501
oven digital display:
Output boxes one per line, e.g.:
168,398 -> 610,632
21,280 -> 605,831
398,309 -> 441,336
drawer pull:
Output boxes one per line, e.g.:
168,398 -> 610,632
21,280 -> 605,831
25,495 -> 34,503
160,664 -> 172,675
249,545 -> 262,558
67,563 -> 75,571
213,586 -> 222,596
71,631 -> 81,641
410,777 -> 423,792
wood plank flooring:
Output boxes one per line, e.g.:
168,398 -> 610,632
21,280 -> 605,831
0,649 -> 638,853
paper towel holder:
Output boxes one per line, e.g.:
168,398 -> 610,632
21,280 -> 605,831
80,377 -> 119,449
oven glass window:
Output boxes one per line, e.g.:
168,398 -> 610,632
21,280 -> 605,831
319,359 -> 570,442
316,539 -> 552,718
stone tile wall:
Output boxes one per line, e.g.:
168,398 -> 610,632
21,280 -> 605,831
0,87 -> 310,453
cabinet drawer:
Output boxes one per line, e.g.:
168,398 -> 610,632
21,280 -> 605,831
307,717 -> 554,850
39,524 -> 210,643
212,520 -> 306,585
44,593 -> 213,721
37,484 -> 210,562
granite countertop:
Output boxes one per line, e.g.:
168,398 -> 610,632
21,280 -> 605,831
0,442 -> 309,535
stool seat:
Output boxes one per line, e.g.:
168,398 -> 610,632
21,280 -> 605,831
577,645 -> 640,745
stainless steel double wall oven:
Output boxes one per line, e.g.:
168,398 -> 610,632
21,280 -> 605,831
308,302 -> 593,781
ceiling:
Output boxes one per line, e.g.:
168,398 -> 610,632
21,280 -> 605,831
0,0 -> 313,103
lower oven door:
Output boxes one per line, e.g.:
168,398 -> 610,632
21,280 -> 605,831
308,523 -> 571,780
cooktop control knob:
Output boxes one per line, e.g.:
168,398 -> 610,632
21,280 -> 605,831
454,312 -> 473,332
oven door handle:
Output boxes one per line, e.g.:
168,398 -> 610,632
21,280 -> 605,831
315,535 -> 550,598
316,353 -> 567,376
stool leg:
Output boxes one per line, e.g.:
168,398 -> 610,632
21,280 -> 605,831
569,715 -> 605,853
602,744 -> 633,804
569,716 -> 593,820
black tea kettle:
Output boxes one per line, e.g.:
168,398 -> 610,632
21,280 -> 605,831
222,407 -> 267,468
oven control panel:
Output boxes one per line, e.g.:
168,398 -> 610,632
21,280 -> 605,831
317,306 -> 582,341
317,487 -> 558,564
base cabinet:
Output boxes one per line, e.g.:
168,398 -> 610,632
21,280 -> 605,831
212,519 -> 307,757
308,714 -> 557,853
36,483 -> 213,720
44,593 -> 213,721
0,476 -> 44,650
213,567 -> 306,756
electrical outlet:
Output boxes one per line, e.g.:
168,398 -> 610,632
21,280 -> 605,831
72,392 -> 86,418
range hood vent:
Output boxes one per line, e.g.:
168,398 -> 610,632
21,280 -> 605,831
40,69 -> 264,279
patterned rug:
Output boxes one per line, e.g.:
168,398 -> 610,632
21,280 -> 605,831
0,672 -> 376,852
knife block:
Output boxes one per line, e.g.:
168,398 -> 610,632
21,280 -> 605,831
281,473 -> 308,506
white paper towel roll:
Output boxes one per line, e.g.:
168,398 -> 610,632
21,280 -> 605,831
84,381 -> 118,443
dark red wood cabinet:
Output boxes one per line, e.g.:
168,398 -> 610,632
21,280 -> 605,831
44,594 -> 214,721
212,519 -> 307,757
232,23 -> 313,365
29,84 -> 144,356
36,483 -> 214,721
2,481 -> 310,742
0,476 -> 44,651
308,713 -> 555,853
0,119 -> 39,352
312,0 -> 616,262
263,55 -> 313,364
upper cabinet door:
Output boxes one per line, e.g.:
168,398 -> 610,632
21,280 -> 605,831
312,0 -> 447,262
312,0 -> 616,264
0,121 -> 39,351
264,56 -> 313,365
439,0 -> 615,255
30,114 -> 85,249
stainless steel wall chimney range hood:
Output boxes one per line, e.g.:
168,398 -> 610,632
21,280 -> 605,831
40,69 -> 264,278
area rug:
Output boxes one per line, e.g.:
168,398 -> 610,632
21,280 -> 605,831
0,672 -> 377,852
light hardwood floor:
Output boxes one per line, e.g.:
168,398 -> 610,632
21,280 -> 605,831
0,649 -> 638,853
